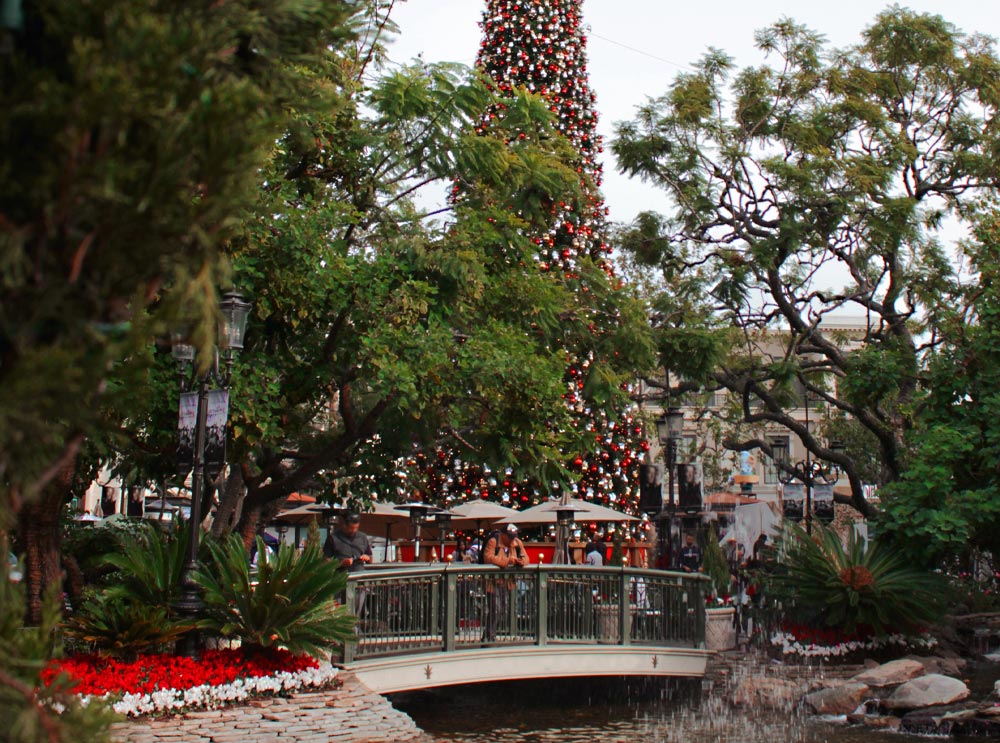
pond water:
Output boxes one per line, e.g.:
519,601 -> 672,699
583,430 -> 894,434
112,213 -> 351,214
392,662 -> 1000,743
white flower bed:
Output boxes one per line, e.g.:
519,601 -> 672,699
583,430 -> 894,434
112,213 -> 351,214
91,662 -> 339,717
770,631 -> 938,659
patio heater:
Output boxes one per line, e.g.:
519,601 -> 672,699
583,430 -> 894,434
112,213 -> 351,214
434,510 -> 453,562
396,503 -> 437,562
655,406 -> 685,568
555,506 -> 577,565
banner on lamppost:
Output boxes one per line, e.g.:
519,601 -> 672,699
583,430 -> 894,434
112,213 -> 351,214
677,461 -> 703,512
812,483 -> 835,523
782,482 -> 805,522
177,391 -> 198,478
204,389 -> 229,481
638,464 -> 662,514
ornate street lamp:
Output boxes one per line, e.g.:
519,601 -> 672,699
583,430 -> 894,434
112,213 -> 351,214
172,289 -> 251,658
778,392 -> 839,534
654,407 -> 684,568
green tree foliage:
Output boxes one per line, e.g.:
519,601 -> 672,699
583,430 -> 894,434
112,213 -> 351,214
879,207 -> 1000,562
767,523 -> 945,635
0,0 -> 358,506
210,51 -> 653,531
0,544 -> 116,742
194,536 -> 355,656
1,0 -> 363,623
611,9 -> 1000,518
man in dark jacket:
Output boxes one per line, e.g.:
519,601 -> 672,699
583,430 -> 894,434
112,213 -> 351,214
324,511 -> 373,572
678,532 -> 703,573
324,511 -> 373,617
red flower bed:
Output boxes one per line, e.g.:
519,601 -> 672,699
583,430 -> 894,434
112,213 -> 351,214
781,622 -> 873,647
41,649 -> 319,696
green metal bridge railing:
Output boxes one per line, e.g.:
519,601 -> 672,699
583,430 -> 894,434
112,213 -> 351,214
338,564 -> 708,664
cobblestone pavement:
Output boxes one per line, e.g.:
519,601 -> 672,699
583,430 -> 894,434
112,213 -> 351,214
111,672 -> 433,743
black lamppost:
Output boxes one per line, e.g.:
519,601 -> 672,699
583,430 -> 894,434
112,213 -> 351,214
777,394 -> 839,534
655,406 -> 685,568
172,290 -> 252,657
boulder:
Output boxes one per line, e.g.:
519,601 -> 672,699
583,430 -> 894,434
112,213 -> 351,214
851,659 -> 925,688
906,654 -> 968,677
729,676 -> 802,710
802,682 -> 871,715
898,703 -> 978,736
846,713 -> 901,731
884,674 -> 970,711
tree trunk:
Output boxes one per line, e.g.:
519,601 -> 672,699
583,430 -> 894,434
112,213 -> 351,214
210,467 -> 245,540
237,500 -> 264,551
17,462 -> 74,624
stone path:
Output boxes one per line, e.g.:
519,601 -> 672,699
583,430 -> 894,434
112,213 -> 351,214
111,672 -> 432,743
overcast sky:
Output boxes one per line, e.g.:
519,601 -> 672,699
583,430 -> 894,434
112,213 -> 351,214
385,0 -> 999,228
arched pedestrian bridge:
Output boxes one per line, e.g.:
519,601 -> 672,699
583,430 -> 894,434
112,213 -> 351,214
336,565 -> 711,693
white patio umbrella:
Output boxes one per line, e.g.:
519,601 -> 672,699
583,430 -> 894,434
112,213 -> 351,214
443,500 -> 518,531
497,497 -> 638,525
273,503 -> 327,526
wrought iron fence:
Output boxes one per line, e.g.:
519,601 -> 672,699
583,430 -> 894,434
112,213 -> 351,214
339,565 -> 707,662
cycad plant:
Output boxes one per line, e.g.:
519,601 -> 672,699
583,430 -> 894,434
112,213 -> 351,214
100,522 -> 189,611
62,522 -> 194,656
194,535 -> 355,656
768,523 -> 945,635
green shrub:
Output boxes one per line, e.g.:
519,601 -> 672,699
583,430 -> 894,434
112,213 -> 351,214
702,523 -> 732,597
60,522 -> 194,659
194,536 -> 356,656
62,517 -> 150,588
62,592 -> 190,659
767,523 -> 946,635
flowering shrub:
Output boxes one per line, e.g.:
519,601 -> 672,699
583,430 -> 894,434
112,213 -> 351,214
40,648 -> 339,717
770,625 -> 938,659
706,594 -> 735,607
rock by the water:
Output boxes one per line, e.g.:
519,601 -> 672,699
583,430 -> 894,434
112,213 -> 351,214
885,674 -> 970,711
851,659 -> 925,688
846,713 -> 901,731
802,682 -> 871,715
729,676 -> 802,710
906,654 -> 968,677
898,703 -> 980,736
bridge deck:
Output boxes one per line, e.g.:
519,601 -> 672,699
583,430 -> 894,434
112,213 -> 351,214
343,644 -> 710,693
337,565 -> 710,692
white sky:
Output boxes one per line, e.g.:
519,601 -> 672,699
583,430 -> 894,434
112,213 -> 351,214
385,0 -> 999,228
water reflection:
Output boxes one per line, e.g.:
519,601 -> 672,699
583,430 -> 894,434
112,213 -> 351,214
392,676 -> 976,743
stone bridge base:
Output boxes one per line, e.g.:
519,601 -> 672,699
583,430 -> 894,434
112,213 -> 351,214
111,672 -> 431,743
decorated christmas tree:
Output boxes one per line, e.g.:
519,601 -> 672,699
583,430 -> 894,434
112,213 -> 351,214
408,0 -> 648,512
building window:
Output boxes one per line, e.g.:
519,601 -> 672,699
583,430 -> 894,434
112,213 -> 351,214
764,437 -> 789,484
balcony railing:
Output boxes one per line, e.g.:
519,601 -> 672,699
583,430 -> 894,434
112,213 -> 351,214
338,565 -> 708,663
